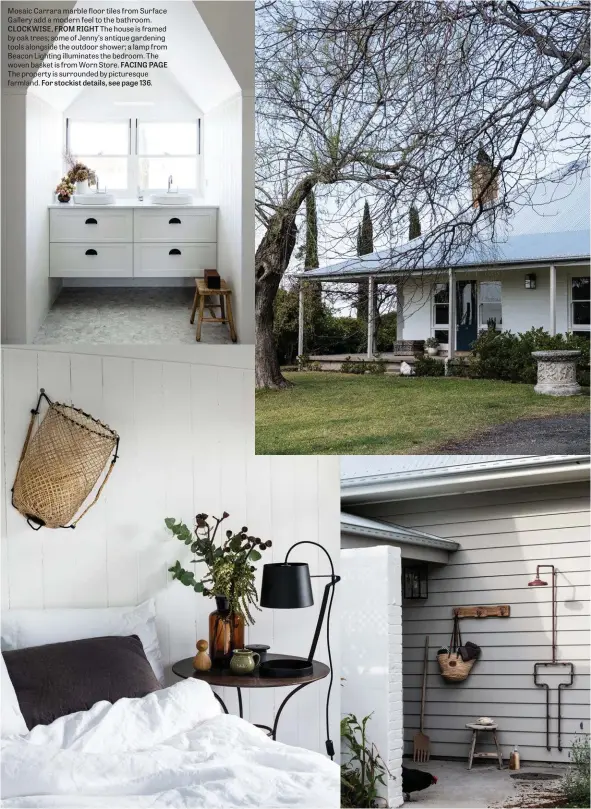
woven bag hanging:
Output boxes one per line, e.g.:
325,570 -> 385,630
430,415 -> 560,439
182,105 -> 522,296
11,389 -> 119,530
437,615 -> 476,683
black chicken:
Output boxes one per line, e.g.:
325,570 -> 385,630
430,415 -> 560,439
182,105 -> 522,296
402,766 -> 438,801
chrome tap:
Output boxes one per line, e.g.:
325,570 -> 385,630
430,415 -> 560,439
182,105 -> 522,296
168,175 -> 173,192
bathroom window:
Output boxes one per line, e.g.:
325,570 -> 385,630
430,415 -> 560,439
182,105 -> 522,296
65,119 -> 201,196
66,120 -> 130,190
137,121 -> 200,192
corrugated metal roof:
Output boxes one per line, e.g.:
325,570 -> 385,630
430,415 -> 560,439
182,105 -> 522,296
299,163 -> 590,279
341,454 -> 588,481
341,511 -> 459,550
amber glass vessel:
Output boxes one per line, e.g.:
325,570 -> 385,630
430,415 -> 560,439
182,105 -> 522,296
208,596 -> 245,667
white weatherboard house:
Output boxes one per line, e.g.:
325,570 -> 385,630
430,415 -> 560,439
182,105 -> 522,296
297,164 -> 590,364
340,455 -> 590,809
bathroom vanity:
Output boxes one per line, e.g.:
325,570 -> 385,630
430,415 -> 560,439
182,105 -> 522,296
48,202 -> 218,279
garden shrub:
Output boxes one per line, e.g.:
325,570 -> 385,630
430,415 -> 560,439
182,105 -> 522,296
414,356 -> 445,377
470,328 -> 590,385
562,734 -> 590,808
446,357 -> 474,378
366,355 -> 387,374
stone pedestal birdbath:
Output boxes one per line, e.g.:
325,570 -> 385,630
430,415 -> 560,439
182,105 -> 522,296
531,350 -> 581,396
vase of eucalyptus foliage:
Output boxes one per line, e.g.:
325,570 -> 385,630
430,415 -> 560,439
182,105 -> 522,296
166,512 -> 271,668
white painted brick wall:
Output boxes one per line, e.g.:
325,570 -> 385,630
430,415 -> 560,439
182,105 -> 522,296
342,546 -> 403,808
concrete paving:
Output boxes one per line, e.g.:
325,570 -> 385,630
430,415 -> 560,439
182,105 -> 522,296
403,759 -> 566,808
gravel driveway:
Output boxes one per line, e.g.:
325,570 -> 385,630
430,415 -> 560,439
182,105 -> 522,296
436,413 -> 589,454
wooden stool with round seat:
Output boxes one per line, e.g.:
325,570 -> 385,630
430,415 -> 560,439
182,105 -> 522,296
190,277 -> 237,343
465,723 -> 503,770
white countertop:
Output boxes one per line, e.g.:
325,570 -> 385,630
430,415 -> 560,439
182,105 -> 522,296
49,198 -> 218,209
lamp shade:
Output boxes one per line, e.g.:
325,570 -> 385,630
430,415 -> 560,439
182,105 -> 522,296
260,562 -> 314,608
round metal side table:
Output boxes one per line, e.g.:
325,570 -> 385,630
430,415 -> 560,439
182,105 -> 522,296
172,653 -> 329,740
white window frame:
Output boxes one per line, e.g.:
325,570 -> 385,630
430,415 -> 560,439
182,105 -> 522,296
477,279 -> 502,332
65,118 -> 202,198
431,281 -> 450,347
568,272 -> 591,336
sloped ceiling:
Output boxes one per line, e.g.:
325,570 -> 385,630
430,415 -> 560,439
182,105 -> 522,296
29,0 -> 240,112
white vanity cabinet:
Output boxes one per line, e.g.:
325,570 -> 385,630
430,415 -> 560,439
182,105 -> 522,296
49,206 -> 217,279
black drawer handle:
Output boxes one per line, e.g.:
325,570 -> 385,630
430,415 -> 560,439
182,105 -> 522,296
169,248 -> 181,255
85,217 -> 97,225
169,217 -> 181,224
85,249 -> 97,256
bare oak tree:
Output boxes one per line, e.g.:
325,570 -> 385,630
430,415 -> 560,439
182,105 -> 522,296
255,0 -> 590,389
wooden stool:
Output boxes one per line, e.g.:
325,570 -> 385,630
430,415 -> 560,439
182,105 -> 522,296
190,278 -> 237,343
465,723 -> 503,770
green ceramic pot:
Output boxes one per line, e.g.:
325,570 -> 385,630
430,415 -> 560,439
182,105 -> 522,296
229,648 -> 260,675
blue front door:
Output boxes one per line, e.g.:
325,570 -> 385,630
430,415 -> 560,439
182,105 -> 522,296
456,281 -> 478,350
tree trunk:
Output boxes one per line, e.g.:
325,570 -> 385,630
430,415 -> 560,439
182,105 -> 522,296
256,178 -> 315,390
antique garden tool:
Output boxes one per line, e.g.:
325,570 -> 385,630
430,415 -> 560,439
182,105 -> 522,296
413,635 -> 431,762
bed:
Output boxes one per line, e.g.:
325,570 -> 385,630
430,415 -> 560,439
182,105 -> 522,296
1,602 -> 339,808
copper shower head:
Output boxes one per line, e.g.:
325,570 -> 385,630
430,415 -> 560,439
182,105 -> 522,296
528,576 -> 548,587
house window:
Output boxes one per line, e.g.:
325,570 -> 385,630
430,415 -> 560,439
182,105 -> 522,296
479,281 -> 502,330
432,283 -> 449,344
571,277 -> 590,338
66,119 -> 201,196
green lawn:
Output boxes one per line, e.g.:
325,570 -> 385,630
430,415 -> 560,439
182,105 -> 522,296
255,373 -> 590,455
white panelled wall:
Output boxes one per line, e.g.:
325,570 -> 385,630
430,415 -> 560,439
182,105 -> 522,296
351,481 -> 590,763
1,347 -> 340,757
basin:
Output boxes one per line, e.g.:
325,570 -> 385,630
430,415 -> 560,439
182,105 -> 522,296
73,193 -> 116,206
150,193 -> 193,205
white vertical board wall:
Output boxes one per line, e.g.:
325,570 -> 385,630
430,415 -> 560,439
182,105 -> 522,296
1,348 -> 340,757
26,95 -> 63,345
204,93 -> 255,345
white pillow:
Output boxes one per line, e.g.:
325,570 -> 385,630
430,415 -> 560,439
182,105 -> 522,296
1,655 -> 28,736
1,599 -> 164,685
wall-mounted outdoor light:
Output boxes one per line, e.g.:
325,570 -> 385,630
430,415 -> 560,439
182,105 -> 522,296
403,566 -> 428,599
525,273 -> 537,289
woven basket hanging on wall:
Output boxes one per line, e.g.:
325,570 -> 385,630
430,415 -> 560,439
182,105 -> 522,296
12,389 -> 119,530
436,615 -> 477,683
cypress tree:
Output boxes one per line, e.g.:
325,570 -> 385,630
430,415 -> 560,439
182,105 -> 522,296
409,204 -> 421,240
304,190 -> 319,270
358,200 -> 373,256
302,189 -> 321,310
356,200 -> 375,325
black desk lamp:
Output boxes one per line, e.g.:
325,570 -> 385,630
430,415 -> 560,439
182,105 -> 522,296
259,540 -> 340,758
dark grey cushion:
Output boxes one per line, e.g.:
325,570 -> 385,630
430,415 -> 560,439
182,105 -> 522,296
2,634 -> 161,730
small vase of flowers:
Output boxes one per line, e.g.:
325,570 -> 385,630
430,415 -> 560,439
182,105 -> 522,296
55,177 -> 75,203
166,512 -> 271,667
64,153 -> 97,194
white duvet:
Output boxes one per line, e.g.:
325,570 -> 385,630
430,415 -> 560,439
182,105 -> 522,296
1,679 -> 339,808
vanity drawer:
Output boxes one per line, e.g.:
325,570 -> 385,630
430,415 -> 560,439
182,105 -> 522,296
134,243 -> 217,277
133,208 -> 217,243
50,209 -> 133,242
50,244 -> 133,277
